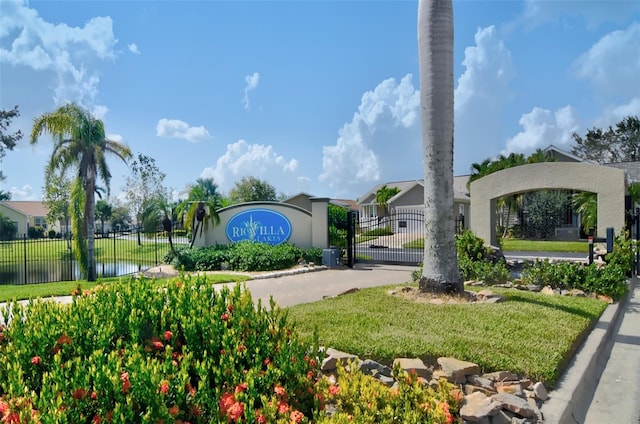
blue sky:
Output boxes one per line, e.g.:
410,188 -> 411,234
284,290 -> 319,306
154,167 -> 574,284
1,0 -> 639,203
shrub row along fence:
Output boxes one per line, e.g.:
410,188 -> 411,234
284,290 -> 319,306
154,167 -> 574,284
0,228 -> 188,285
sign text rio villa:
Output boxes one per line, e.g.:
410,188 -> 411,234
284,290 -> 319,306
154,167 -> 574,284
225,209 -> 292,245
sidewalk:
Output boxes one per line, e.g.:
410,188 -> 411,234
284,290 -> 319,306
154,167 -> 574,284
541,277 -> 640,424
583,277 -> 640,423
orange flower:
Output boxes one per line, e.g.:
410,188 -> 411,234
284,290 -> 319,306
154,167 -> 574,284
169,406 -> 179,416
164,330 -> 173,341
219,392 -> 235,415
30,356 -> 41,365
277,400 -> 289,415
290,410 -> 304,423
274,385 -> 286,396
328,385 -> 339,396
72,388 -> 87,400
221,313 -> 229,321
227,402 -> 244,421
152,340 -> 163,350
235,382 -> 248,394
159,381 -> 169,395
255,412 -> 267,423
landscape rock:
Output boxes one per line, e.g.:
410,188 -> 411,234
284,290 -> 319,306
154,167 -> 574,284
438,357 -> 481,382
460,392 -> 503,422
393,357 -> 431,380
492,393 -> 537,418
532,382 -> 548,401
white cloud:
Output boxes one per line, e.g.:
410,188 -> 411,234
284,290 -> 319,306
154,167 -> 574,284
503,106 -> 579,155
320,74 -> 421,193
107,133 -> 123,143
156,118 -> 210,142
0,0 -> 117,109
128,43 -> 140,54
9,184 -> 37,200
572,23 -> 640,99
453,26 -> 514,173
242,72 -> 260,110
201,140 -> 298,192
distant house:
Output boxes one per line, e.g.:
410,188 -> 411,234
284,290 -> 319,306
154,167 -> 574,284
0,201 -> 60,237
282,193 -> 359,213
357,176 -> 471,233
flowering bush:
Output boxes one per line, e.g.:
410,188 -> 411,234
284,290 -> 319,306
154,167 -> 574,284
0,275 -> 462,423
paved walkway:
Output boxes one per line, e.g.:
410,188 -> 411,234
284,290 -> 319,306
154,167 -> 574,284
583,277 -> 640,424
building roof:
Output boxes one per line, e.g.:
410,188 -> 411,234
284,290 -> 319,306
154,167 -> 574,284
0,201 -> 49,217
357,175 -> 470,205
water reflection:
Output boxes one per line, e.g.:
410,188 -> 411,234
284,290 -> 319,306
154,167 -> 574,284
0,261 -> 149,285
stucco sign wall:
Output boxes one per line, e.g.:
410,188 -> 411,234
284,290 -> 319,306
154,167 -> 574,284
225,209 -> 292,245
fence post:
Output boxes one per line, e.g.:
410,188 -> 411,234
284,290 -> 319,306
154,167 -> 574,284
154,230 -> 158,265
23,234 -> 27,285
588,227 -> 594,265
113,230 -> 116,271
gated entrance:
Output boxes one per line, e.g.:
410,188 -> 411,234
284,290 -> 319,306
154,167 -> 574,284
346,208 -> 437,266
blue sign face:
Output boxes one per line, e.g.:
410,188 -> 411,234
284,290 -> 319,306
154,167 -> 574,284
226,209 -> 292,245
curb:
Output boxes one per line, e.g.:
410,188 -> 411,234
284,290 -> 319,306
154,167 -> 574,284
252,265 -> 328,280
540,278 -> 635,424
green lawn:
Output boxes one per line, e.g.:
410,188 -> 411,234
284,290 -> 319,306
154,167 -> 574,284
0,273 -> 252,303
287,283 -> 606,387
500,239 -> 588,252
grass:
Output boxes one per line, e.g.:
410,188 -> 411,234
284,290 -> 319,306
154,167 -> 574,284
287,283 -> 607,387
403,238 -> 589,252
0,236 -> 176,264
500,239 -> 588,252
0,273 -> 252,302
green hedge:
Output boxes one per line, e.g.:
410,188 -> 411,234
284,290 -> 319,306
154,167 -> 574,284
166,242 -> 323,272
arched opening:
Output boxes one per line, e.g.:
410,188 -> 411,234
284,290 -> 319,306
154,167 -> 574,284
470,163 -> 627,246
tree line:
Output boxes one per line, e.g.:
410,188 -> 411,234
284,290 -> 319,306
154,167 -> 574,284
0,103 -> 287,280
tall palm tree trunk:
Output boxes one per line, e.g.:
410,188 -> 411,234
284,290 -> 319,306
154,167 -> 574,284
418,0 -> 462,293
85,169 -> 97,282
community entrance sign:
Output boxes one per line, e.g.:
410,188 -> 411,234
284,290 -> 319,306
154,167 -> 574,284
226,209 -> 292,245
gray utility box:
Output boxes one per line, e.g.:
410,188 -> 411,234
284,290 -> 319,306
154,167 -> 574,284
322,248 -> 340,268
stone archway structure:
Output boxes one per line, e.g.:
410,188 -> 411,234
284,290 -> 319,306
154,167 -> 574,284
470,162 -> 627,246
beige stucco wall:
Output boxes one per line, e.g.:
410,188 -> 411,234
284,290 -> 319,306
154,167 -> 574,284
470,162 -> 627,246
195,201 -> 324,249
0,205 -> 27,236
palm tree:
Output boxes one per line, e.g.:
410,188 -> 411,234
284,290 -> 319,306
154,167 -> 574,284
418,0 -> 462,293
177,178 -> 222,248
30,103 -> 131,281
374,184 -> 400,223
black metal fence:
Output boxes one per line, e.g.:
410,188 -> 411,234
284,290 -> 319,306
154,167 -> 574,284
348,209 -> 466,266
0,228 -> 188,285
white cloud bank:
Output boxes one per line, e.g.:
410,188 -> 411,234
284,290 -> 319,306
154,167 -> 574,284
503,106 -> 579,154
9,184 -> 36,201
128,43 -> 140,54
156,118 -> 210,142
243,72 -> 260,110
0,0 -> 117,109
201,140 -> 298,192
320,74 -> 421,193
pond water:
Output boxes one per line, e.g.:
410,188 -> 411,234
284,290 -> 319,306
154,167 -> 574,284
0,261 -> 148,285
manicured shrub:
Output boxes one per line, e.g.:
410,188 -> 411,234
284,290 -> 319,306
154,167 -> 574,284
362,226 -> 393,237
0,276 -> 321,422
0,276 -> 463,423
168,243 -> 323,272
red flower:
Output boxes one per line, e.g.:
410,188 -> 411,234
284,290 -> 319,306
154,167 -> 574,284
168,406 -> 179,416
219,392 -> 235,415
121,372 -> 131,394
235,382 -> 248,394
152,340 -> 164,350
263,358 -> 271,367
91,391 -> 98,400
57,334 -> 73,346
274,385 -> 286,397
290,410 -> 304,423
227,402 -> 244,421
159,381 -> 169,395
72,388 -> 87,400
31,356 -> 41,365
92,415 -> 101,424
221,313 -> 229,321
309,359 -> 316,367
164,330 -> 173,341
277,400 -> 290,415
255,412 -> 267,424
328,385 -> 340,396
0,332 -> 6,343
227,304 -> 234,312
237,344 -> 246,353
